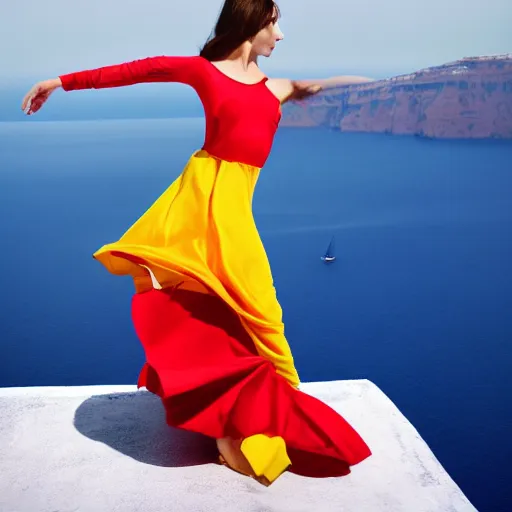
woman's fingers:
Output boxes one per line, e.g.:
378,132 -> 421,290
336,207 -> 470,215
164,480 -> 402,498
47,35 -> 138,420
307,85 -> 322,93
21,83 -> 48,115
21,88 -> 35,111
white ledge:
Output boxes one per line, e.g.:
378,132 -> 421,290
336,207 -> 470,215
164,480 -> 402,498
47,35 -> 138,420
0,379 -> 477,512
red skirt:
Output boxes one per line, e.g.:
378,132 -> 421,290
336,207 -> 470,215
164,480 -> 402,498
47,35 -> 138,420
133,287 -> 371,478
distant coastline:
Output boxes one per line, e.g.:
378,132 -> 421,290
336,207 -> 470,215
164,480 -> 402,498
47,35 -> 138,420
281,54 -> 512,140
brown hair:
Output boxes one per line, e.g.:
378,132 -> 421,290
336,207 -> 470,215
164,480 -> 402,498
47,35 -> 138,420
199,0 -> 280,61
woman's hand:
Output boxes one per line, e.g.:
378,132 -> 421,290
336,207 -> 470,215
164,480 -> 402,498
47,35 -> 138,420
21,78 -> 62,115
288,75 -> 376,102
290,82 -> 323,101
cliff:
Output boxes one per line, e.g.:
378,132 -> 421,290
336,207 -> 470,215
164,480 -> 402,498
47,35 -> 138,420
0,381 -> 478,511
281,54 -> 512,139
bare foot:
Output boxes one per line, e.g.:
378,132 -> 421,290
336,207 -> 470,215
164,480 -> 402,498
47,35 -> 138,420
216,437 -> 255,477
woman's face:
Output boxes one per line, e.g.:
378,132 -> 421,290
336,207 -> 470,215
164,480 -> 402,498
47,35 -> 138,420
252,14 -> 284,57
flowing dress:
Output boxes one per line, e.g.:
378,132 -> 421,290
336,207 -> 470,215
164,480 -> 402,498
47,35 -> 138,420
59,55 -> 371,482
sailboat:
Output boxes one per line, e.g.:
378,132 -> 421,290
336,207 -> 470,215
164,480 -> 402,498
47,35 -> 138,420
321,235 -> 336,263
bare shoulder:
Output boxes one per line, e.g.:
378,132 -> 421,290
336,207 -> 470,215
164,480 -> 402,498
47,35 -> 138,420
265,78 -> 295,104
266,77 -> 325,104
266,75 -> 376,104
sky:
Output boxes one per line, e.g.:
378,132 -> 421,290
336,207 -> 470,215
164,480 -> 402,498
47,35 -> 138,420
1,0 -> 511,85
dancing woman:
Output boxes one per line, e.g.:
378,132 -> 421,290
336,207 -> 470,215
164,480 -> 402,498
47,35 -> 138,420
22,0 -> 373,485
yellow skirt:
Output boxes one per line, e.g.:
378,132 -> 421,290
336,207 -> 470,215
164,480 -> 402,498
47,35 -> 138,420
93,149 -> 300,387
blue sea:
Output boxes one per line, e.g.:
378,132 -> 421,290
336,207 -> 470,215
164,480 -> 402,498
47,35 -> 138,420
1,117 -> 511,511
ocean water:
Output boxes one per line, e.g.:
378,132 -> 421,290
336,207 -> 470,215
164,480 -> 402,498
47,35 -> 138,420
1,118 -> 511,511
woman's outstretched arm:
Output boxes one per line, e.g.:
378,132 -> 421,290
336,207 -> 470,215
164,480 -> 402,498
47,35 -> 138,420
269,75 -> 376,105
294,75 -> 376,90
21,55 -> 202,115
57,56 -> 201,91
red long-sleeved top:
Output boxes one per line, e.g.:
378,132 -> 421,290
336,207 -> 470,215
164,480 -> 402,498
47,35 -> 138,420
59,56 -> 282,168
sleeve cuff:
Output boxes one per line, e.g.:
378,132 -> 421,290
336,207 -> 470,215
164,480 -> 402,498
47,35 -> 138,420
58,73 -> 75,91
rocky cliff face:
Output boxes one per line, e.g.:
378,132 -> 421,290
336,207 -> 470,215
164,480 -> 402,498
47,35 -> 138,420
281,54 -> 512,139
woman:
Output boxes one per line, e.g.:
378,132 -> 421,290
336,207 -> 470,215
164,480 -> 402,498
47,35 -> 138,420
22,0 -> 373,485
